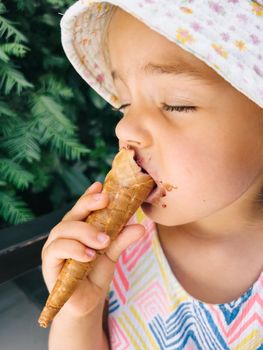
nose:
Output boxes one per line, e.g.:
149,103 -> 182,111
115,108 -> 153,149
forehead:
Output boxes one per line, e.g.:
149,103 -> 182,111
107,7 -> 224,84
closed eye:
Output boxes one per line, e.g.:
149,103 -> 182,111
112,104 -> 130,113
162,104 -> 196,112
112,104 -> 196,113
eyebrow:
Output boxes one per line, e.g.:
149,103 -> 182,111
111,62 -> 211,83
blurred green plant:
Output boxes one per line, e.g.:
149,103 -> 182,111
0,0 -> 120,228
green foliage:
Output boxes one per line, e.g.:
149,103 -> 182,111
0,158 -> 34,189
0,189 -> 34,224
0,0 -> 119,228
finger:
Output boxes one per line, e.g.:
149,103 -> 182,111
87,224 -> 146,291
41,238 -> 97,291
61,185 -> 109,223
42,221 -> 111,258
42,238 -> 96,267
83,181 -> 102,195
106,224 -> 145,261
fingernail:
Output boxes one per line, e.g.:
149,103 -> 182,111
97,233 -> 109,243
86,248 -> 96,258
89,182 -> 98,190
84,182 -> 99,194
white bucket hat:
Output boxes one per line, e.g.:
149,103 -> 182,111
60,0 -> 263,108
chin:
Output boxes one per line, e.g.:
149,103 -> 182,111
141,202 -> 182,226
141,200 -> 210,227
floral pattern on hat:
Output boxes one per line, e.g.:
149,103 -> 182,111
61,0 -> 263,108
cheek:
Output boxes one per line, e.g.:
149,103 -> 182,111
162,133 -> 257,217
145,121 -> 262,226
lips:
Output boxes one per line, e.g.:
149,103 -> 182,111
144,185 -> 166,204
134,153 -> 166,203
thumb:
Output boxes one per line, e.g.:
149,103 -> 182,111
106,224 -> 146,262
87,224 -> 146,291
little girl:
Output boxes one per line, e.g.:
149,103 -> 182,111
42,1 -> 263,349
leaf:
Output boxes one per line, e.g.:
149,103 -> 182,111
45,0 -> 73,10
0,15 -> 27,43
49,133 -> 91,160
0,62 -> 33,95
39,75 -> 74,100
0,158 -> 34,190
38,13 -> 58,27
0,101 -> 19,136
0,47 -> 9,62
30,94 -> 91,160
12,0 -> 36,13
0,3 -> 6,15
1,122 -> 41,163
0,100 -> 17,117
30,169 -> 52,193
0,190 -> 35,225
31,95 -> 77,134
0,42 -> 29,58
27,151 -> 57,192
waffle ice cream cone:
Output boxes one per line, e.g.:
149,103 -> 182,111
38,147 -> 155,328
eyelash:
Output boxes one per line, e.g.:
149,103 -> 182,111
112,104 -> 196,113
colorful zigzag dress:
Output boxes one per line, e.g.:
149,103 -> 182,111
107,207 -> 263,350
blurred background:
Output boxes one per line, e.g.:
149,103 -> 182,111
0,0 -> 120,348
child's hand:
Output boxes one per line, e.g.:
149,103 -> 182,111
41,181 -> 145,319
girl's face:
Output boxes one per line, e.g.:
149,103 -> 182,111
107,8 -> 263,228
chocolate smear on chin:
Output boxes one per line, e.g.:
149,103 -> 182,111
159,181 -> 177,192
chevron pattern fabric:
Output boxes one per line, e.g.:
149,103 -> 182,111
107,207 -> 263,350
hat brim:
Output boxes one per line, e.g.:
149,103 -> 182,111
61,0 -> 263,108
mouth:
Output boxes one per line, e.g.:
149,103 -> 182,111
134,153 -> 153,177
143,185 -> 166,204
133,153 -> 166,204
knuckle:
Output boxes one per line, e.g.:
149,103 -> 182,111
66,240 -> 87,260
84,224 -> 110,246
76,200 -> 91,216
73,243 -> 92,262
61,209 -> 73,222
46,238 -> 73,261
49,222 -> 61,237
45,238 -> 58,256
40,237 -> 49,261
46,238 -> 66,262
41,236 -> 58,262
74,201 -> 85,215
41,243 -> 52,265
61,193 -> 109,222
86,192 -> 109,203
42,233 -> 97,264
